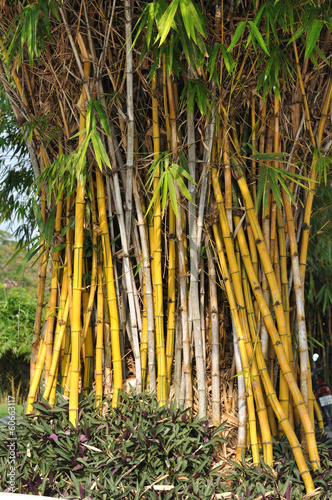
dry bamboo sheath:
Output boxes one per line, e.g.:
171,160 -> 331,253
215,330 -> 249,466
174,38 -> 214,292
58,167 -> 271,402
0,0 -> 331,493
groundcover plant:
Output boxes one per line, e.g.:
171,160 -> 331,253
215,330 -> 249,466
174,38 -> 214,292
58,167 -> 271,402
0,393 -> 332,499
0,0 -> 332,495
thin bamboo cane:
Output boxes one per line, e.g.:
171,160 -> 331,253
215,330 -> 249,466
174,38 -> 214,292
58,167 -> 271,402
26,338 -> 46,415
140,273 -> 148,390
124,0 -> 134,244
80,181 -> 98,346
82,273 -> 94,396
95,263 -> 104,409
61,325 -> 71,388
44,195 -> 63,386
166,205 -> 176,396
272,98 -> 290,425
31,186 -> 47,382
133,180 -> 156,392
43,295 -> 69,401
206,241 -> 220,426
233,320 -> 247,462
49,363 -> 58,407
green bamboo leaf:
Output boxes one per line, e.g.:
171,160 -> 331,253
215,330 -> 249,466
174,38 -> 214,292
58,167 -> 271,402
179,0 -> 196,41
156,0 -> 180,46
287,26 -> 304,46
178,149 -> 190,175
256,164 -> 267,212
208,44 -> 220,81
220,44 -> 234,74
167,172 -> 178,218
49,1 -> 60,22
3,236 -> 39,269
86,101 -> 93,134
45,209 -> 55,246
17,243 -> 45,274
170,165 -> 194,203
195,32 -> 207,56
50,243 -> 67,254
251,153 -> 286,161
248,21 -> 270,56
162,169 -> 168,213
268,171 -> 283,209
145,172 -> 166,216
134,258 -> 146,277
305,20 -> 323,59
91,132 -> 103,170
132,5 -> 149,49
227,21 -> 246,52
170,162 -> 195,184
314,45 -> 329,66
146,3 -> 155,48
276,174 -> 296,206
32,198 -> 46,236
94,100 -> 111,137
189,2 -> 206,37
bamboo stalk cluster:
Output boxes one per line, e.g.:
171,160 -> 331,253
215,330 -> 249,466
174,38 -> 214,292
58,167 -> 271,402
0,0 -> 331,494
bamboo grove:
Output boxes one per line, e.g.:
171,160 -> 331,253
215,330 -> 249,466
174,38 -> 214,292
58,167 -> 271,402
0,0 -> 331,493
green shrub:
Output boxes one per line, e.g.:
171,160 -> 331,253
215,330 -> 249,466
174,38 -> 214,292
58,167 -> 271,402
0,392 -> 226,499
0,392 -> 331,499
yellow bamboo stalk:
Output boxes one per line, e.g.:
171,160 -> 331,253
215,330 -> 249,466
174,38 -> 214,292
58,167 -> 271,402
95,264 -> 104,409
140,272 -> 148,390
212,224 -> 260,466
26,339 -> 46,415
69,56 -> 91,426
96,169 -> 122,405
241,264 -> 274,464
49,363 -> 58,407
166,205 -> 176,396
151,75 -> 166,404
61,325 -> 71,388
44,194 -> 63,386
43,296 -> 69,401
244,283 -> 315,493
234,172 -> 320,470
82,272 -> 94,395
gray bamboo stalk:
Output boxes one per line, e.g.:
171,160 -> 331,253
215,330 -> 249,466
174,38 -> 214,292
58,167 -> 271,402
124,0 -> 134,245
232,320 -> 247,458
130,223 -> 143,336
133,182 -> 156,392
176,193 -> 192,409
196,104 -> 216,256
58,7 -> 91,101
200,256 -> 206,363
282,193 -> 310,410
206,241 -> 220,425
187,97 -> 206,418
174,313 -> 182,405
